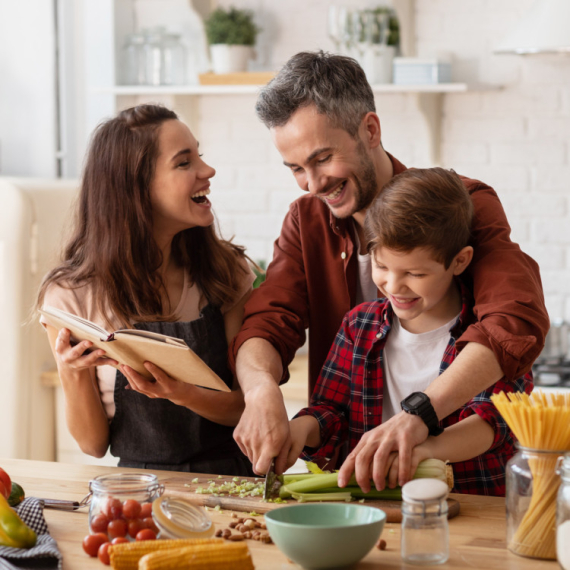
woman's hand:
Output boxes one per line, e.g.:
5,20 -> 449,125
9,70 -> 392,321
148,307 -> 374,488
54,328 -> 118,374
120,362 -> 194,406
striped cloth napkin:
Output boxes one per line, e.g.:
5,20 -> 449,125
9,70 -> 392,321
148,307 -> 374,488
0,498 -> 62,570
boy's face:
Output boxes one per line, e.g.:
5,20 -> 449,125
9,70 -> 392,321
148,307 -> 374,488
372,246 -> 470,329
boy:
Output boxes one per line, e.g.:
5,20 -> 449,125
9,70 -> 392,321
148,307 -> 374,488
288,167 -> 533,496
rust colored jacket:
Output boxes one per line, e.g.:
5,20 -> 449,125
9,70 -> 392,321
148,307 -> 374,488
229,155 -> 549,397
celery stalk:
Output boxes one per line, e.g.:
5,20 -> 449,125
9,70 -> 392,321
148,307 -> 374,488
292,491 -> 352,503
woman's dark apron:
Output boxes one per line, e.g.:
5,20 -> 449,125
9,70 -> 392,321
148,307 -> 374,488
109,304 -> 253,476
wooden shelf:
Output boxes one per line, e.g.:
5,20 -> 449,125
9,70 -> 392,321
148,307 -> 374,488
99,82 -> 494,96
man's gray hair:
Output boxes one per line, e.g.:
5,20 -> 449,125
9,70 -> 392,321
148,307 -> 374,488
255,50 -> 376,137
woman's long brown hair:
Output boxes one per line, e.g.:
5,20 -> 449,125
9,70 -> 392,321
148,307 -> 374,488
37,104 -> 248,327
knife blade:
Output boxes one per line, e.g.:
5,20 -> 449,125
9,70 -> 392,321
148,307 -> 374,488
263,459 -> 280,500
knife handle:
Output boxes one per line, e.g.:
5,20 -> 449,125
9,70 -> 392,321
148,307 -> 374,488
43,499 -> 81,511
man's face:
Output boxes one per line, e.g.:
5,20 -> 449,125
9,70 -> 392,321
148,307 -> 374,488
271,106 -> 379,219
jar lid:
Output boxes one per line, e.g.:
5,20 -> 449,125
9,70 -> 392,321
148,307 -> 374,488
152,496 -> 215,539
402,478 -> 449,503
89,472 -> 162,496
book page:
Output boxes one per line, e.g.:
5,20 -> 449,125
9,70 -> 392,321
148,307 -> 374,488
40,306 -> 111,339
115,329 -> 187,348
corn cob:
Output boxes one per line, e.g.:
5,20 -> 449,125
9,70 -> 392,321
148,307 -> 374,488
138,541 -> 254,570
109,538 -> 222,570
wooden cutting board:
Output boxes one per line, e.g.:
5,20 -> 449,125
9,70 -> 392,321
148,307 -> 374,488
159,473 -> 460,524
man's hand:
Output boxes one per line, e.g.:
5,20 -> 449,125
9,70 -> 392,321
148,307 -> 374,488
337,411 -> 429,492
233,381 -> 291,476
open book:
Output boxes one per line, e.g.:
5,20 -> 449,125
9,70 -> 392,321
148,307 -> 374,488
40,305 -> 230,392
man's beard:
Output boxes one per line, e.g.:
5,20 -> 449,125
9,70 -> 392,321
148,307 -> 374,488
329,141 -> 378,219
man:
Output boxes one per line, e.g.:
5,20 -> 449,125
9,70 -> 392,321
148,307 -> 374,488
229,51 -> 548,487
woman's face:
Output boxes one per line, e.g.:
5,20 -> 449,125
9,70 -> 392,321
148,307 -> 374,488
150,119 -> 216,239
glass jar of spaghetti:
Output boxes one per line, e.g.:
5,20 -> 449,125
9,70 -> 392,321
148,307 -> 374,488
506,446 -> 565,560
556,453 -> 570,570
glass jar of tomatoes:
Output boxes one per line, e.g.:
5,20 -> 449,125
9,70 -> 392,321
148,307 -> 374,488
88,473 -> 164,540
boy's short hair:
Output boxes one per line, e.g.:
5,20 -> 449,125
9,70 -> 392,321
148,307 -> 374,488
255,50 -> 375,137
365,167 -> 474,268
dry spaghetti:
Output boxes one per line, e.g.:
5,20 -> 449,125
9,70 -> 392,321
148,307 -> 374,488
491,390 -> 570,559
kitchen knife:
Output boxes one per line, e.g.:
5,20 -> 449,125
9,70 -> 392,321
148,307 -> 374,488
263,459 -> 281,500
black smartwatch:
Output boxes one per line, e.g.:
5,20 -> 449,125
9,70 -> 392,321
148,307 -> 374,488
401,392 -> 443,436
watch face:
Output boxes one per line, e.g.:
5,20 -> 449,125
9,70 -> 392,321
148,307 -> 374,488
408,393 -> 425,407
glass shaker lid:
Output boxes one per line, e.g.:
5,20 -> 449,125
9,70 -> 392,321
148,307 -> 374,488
402,478 -> 449,503
152,496 -> 215,538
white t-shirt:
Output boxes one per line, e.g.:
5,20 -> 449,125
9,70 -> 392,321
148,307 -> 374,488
381,313 -> 460,422
41,260 -> 255,419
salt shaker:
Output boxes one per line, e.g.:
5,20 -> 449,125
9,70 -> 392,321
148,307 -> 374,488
401,478 -> 449,565
557,453 -> 570,570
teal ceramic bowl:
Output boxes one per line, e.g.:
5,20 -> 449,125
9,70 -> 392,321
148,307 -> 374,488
264,503 -> 386,570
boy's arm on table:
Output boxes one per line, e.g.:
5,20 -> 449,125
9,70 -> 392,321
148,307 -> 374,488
287,315 -> 354,470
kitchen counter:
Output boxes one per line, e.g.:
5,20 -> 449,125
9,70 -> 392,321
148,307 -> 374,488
0,459 -> 559,569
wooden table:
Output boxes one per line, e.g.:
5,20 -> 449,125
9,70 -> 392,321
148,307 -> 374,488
0,459 -> 558,569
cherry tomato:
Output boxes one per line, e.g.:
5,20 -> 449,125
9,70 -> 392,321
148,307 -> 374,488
82,533 -> 108,557
107,518 -> 128,539
111,536 -> 129,545
0,481 -> 7,501
127,519 -> 144,539
122,499 -> 142,519
139,502 -> 153,518
97,542 -> 111,565
135,529 -> 157,541
0,468 -> 11,498
142,517 -> 159,534
103,498 -> 123,520
90,513 -> 110,533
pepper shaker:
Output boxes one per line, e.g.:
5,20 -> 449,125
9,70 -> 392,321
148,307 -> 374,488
401,478 -> 449,565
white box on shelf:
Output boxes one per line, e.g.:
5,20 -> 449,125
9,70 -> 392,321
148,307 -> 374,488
393,58 -> 452,85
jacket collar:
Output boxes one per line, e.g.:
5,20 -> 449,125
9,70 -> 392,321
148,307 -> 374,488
329,152 -> 408,237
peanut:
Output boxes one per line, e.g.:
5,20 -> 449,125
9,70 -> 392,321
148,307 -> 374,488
228,533 -> 245,541
376,539 -> 387,550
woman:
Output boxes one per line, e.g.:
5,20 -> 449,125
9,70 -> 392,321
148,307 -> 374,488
37,104 -> 254,475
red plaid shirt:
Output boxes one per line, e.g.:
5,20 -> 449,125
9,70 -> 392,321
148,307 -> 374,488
295,285 -> 533,497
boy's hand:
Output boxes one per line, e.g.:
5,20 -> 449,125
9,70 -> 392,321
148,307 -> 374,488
386,441 -> 433,489
337,411 -> 428,493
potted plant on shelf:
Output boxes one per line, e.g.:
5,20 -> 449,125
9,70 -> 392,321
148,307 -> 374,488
205,6 -> 260,74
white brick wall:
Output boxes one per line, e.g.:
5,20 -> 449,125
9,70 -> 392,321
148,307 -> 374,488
197,0 -> 569,323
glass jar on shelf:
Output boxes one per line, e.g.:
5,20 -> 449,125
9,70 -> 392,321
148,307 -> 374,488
161,33 -> 186,86
142,27 -> 166,86
401,478 -> 449,565
121,33 -> 145,85
557,453 -> 570,570
87,472 -> 164,538
506,446 -> 565,559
